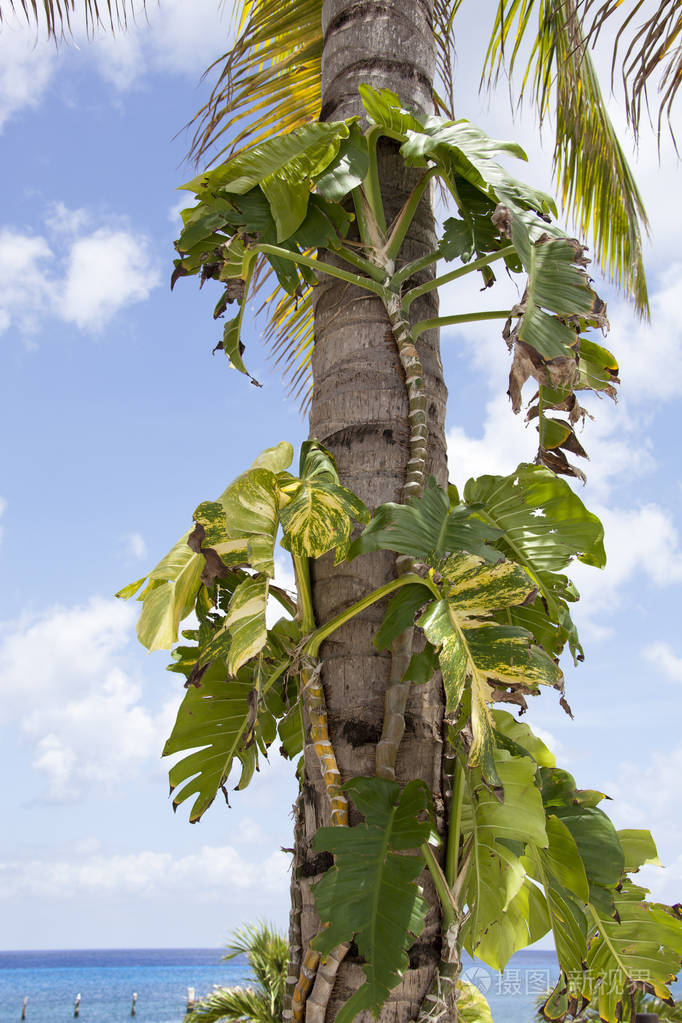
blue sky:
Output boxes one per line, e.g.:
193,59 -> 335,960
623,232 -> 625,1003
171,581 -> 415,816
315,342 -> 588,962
0,4 -> 680,952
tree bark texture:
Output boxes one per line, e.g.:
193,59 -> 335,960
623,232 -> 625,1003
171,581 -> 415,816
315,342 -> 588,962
301,3 -> 449,1019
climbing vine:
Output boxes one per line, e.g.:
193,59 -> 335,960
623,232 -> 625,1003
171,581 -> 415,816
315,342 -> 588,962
119,88 -> 681,1023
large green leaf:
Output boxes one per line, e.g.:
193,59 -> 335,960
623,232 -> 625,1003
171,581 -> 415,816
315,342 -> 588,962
618,829 -> 661,873
312,777 -> 436,1023
552,804 -> 624,889
473,875 -> 550,969
117,534 -> 203,652
464,464 -> 605,660
183,121 -> 352,241
359,85 -> 554,216
419,554 -> 561,783
492,708 -> 555,767
163,658 -> 287,822
460,749 -> 548,962
314,121 -> 369,200
351,476 -> 502,564
585,882 -> 682,1019
373,583 -> 434,652
524,815 -> 590,999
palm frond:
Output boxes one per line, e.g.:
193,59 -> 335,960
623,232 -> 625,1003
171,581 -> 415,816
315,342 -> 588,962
261,286 -> 314,412
583,0 -> 682,148
433,0 -> 459,116
483,0 -> 650,316
187,0 -> 323,167
1,0 -> 143,36
222,921 -> 288,1005
184,985 -> 271,1023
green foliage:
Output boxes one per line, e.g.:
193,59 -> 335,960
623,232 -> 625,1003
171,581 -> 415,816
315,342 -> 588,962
419,553 -> 561,784
116,73 -> 682,1023
312,777 -> 437,1023
184,921 -> 288,1023
464,464 -> 605,660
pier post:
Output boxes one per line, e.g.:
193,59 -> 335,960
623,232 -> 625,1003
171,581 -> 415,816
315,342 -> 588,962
74,993 -> 81,1018
21,996 -> 28,1020
187,987 -> 196,1012
131,992 -> 138,1016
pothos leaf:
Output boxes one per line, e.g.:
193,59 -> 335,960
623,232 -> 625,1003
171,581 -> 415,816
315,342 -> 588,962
225,576 -> 269,676
585,882 -> 682,1018
373,583 -> 434,651
456,981 -> 493,1023
464,463 -> 605,661
122,534 -> 203,652
183,121 -> 353,241
162,657 -> 289,822
419,553 -> 561,785
279,479 -> 368,561
351,476 -> 502,563
460,749 -> 548,962
313,777 -> 436,1023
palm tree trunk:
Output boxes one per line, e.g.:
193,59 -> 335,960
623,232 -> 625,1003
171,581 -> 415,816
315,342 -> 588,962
299,3 -> 449,1019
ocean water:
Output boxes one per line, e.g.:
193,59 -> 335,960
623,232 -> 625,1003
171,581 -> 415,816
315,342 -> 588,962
0,947 -> 678,1023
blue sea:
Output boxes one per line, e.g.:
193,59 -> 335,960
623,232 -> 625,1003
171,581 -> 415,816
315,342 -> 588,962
0,948 -> 678,1023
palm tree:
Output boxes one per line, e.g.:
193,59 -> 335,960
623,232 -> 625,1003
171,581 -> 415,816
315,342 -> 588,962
7,3 -> 681,1021
184,922 -> 288,1023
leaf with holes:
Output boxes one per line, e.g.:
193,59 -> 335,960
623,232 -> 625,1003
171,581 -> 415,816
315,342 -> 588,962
351,476 -> 502,564
464,464 -> 605,660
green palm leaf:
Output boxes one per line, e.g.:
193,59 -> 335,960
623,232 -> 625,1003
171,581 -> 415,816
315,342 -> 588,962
482,0 -> 649,314
312,777 -> 437,1023
184,984 -> 272,1023
1,0 -> 140,35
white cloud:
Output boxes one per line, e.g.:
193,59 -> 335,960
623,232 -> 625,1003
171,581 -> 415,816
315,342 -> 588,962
0,598 -> 162,800
572,502 -> 682,633
0,215 -> 159,338
643,641 -> 682,684
0,841 -> 290,902
123,531 -> 148,561
59,228 -> 159,329
0,1 -> 232,126
44,201 -> 91,237
0,22 -> 57,129
0,229 -> 53,336
608,266 -> 682,402
446,390 -> 653,503
605,744 -> 682,906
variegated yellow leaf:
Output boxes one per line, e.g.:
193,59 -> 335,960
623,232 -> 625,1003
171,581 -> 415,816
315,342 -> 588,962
134,533 -> 203,652
221,469 -> 280,578
279,478 -> 369,560
419,553 -> 561,785
226,576 -> 268,675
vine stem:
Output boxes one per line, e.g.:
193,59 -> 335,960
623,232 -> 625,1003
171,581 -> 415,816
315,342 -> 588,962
290,556 -> 350,1023
375,291 -> 428,782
